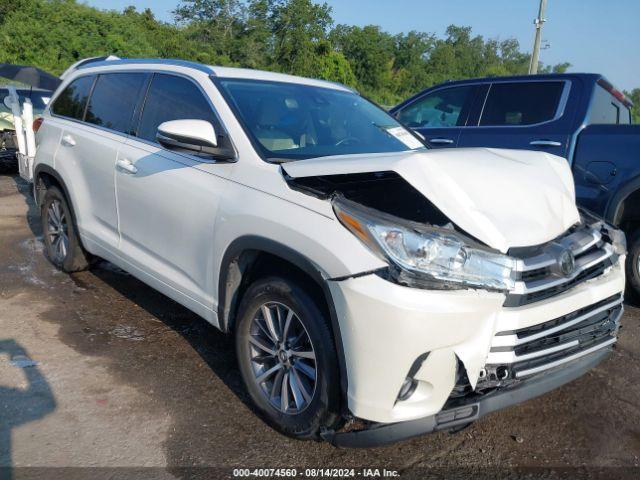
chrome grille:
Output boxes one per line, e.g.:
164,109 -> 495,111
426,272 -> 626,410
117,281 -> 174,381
504,225 -> 618,307
483,294 -> 622,383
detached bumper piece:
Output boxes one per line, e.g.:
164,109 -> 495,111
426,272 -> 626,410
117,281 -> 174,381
321,347 -> 611,448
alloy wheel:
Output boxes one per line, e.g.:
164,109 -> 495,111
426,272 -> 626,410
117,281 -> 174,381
247,302 -> 317,414
46,199 -> 69,263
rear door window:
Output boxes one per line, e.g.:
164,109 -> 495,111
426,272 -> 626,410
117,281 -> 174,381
479,82 -> 565,126
84,73 -> 149,134
396,86 -> 474,128
51,76 -> 95,120
136,74 -> 216,143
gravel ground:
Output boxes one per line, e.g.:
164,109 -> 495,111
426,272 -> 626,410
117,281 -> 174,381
0,172 -> 639,480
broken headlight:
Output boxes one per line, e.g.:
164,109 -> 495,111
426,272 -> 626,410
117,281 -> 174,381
333,196 -> 516,292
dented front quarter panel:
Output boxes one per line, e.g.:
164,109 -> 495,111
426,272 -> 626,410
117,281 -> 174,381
328,274 -> 505,424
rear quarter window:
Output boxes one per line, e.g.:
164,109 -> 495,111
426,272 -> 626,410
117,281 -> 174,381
479,81 -> 565,126
51,76 -> 95,120
589,85 -> 629,125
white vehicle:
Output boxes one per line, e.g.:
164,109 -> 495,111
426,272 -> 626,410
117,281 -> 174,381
31,58 -> 626,447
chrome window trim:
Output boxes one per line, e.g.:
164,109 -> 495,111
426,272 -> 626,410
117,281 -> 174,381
476,79 -> 572,128
396,79 -> 572,130
394,83 -> 477,128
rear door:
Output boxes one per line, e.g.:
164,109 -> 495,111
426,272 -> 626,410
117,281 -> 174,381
393,85 -> 477,148
52,73 -> 149,250
458,80 -> 573,158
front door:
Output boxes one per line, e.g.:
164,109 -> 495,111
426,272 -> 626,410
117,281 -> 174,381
114,73 -> 234,313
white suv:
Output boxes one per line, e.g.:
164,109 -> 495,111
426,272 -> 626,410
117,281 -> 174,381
32,58 -> 626,447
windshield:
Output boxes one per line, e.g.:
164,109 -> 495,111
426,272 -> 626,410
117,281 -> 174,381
216,78 -> 425,161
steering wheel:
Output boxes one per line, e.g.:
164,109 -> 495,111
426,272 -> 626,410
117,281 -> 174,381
335,136 -> 361,147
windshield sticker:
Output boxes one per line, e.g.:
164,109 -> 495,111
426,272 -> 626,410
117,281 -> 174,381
386,127 -> 424,149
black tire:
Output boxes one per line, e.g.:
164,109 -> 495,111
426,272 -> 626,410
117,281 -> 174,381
40,185 -> 92,272
235,276 -> 341,439
625,228 -> 640,302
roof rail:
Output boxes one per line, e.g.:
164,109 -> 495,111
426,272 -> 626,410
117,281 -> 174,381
74,58 -> 215,75
59,55 -> 120,81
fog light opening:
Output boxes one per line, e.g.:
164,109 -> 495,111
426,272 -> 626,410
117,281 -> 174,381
397,377 -> 418,401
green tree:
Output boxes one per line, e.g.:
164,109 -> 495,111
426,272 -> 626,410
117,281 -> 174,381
174,0 -> 247,63
0,0 -> 589,107
330,25 -> 395,100
269,0 -> 332,77
625,89 -> 640,123
310,43 -> 356,86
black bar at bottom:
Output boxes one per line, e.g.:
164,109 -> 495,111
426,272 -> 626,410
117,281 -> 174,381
322,348 -> 611,448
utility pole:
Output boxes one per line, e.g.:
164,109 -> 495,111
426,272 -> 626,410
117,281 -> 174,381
528,0 -> 548,74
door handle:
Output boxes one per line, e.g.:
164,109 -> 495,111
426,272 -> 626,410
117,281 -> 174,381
61,134 -> 76,147
116,158 -> 138,174
530,140 -> 562,147
429,137 -> 454,145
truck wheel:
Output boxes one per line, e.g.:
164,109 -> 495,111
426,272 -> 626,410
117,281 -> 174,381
626,229 -> 640,302
41,185 -> 92,272
235,276 -> 341,439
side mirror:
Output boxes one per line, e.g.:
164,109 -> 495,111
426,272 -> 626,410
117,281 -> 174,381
156,119 -> 234,160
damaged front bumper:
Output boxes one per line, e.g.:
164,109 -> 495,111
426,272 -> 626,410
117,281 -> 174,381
322,346 -> 610,448
326,253 -> 625,436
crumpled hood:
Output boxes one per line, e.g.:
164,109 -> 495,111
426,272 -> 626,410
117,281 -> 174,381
283,148 -> 579,253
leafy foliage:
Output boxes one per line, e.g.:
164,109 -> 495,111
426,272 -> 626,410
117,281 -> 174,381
625,89 -> 640,123
0,0 -> 631,107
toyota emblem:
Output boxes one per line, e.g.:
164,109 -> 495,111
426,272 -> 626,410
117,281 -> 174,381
559,250 -> 575,276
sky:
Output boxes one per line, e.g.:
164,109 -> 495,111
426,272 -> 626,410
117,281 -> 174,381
83,0 -> 640,91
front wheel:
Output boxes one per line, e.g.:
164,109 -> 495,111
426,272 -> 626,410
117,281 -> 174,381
235,276 -> 341,439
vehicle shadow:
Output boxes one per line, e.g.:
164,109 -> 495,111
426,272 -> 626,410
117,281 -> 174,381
88,265 -> 257,414
0,339 -> 56,477
8,173 -> 41,240
7,171 -> 257,417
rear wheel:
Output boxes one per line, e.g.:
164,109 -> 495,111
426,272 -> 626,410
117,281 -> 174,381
41,185 -> 92,272
235,276 -> 341,439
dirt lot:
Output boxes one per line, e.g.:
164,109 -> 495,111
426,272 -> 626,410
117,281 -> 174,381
0,172 -> 639,479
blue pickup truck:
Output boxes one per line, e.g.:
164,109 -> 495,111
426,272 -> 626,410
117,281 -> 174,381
390,73 -> 640,297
